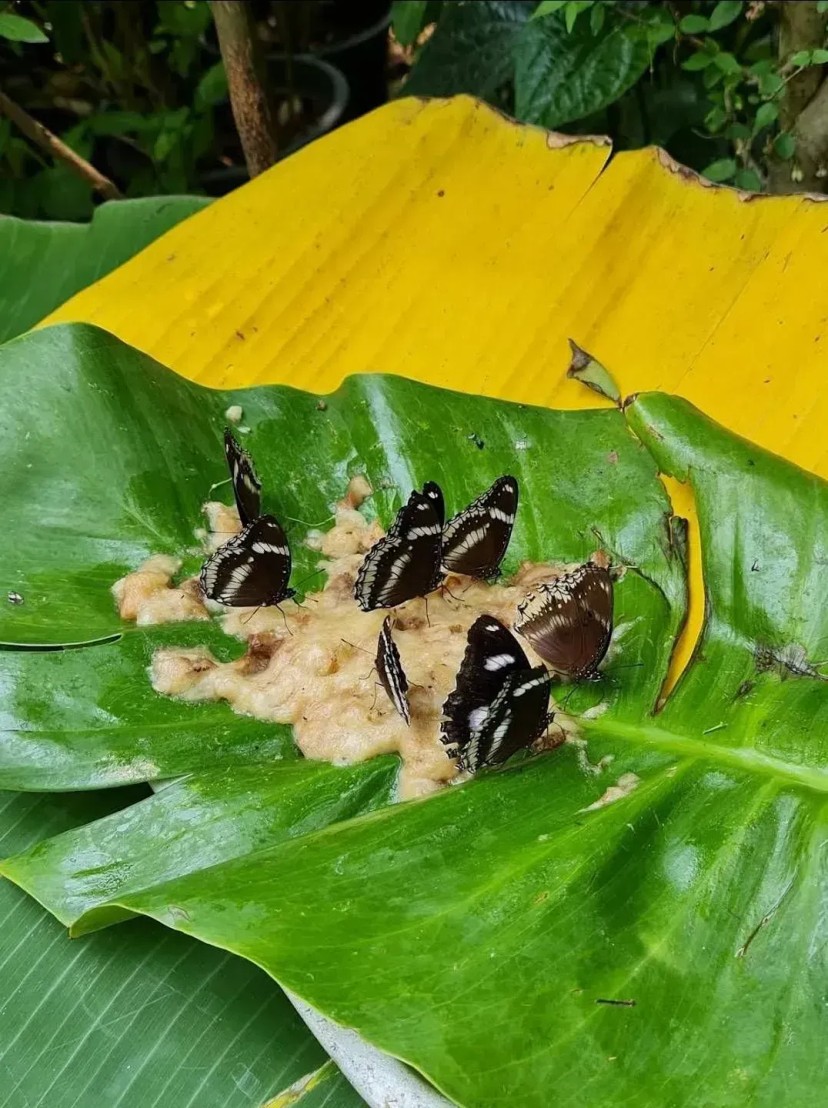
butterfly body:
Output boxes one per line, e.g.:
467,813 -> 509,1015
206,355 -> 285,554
200,514 -> 294,607
515,563 -> 613,680
376,616 -> 410,724
441,615 -> 552,773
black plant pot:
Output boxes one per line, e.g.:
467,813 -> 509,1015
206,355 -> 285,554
312,2 -> 391,121
199,54 -> 349,197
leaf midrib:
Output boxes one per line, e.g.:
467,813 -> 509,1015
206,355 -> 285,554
585,716 -> 828,794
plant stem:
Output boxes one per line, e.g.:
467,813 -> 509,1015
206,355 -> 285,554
0,88 -> 122,200
210,0 -> 279,176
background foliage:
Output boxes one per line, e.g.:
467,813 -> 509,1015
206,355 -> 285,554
395,0 -> 828,193
0,0 -> 230,217
2,0 -> 828,220
0,0 -> 391,218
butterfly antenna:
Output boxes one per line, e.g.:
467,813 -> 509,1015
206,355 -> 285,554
241,604 -> 263,626
285,514 -> 335,529
340,637 -> 373,657
559,683 -> 578,712
545,713 -> 568,749
589,527 -> 638,572
370,681 -> 381,713
292,569 -> 325,592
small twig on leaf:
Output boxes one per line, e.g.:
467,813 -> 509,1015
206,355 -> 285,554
0,87 -> 122,200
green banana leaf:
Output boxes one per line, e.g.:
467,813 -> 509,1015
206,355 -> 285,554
3,321 -> 827,1108
0,788 -> 338,1108
0,196 -> 209,345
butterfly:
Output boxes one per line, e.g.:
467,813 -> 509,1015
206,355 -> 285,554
441,615 -> 552,773
514,563 -> 613,681
440,476 -> 519,579
200,514 -> 295,607
376,616 -> 410,724
354,485 -> 444,611
224,428 -> 262,526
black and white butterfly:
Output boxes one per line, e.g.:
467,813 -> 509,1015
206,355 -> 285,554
441,615 -> 552,773
200,515 -> 295,607
354,485 -> 444,611
441,476 -> 519,580
515,563 -> 613,681
376,616 -> 410,725
224,428 -> 262,526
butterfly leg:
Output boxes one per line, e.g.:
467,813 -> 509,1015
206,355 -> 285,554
274,603 -> 293,636
241,604 -> 263,626
336,637 -> 376,680
439,581 -> 466,606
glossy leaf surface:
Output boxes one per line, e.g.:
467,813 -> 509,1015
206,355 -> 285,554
515,11 -> 652,127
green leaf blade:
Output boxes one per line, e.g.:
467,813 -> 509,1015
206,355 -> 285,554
0,791 -> 331,1108
679,14 -> 709,33
391,0 -> 429,44
402,0 -> 531,98
2,759 -> 399,931
703,157 -> 738,182
0,12 -> 48,42
707,1 -> 743,32
515,14 -> 652,128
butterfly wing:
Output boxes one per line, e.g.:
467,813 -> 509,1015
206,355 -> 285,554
460,666 -> 551,772
440,615 -> 531,752
224,429 -> 262,526
422,481 -> 445,527
200,514 -> 293,607
515,564 -> 613,679
441,476 -> 519,579
354,490 -> 443,610
376,616 -> 410,725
